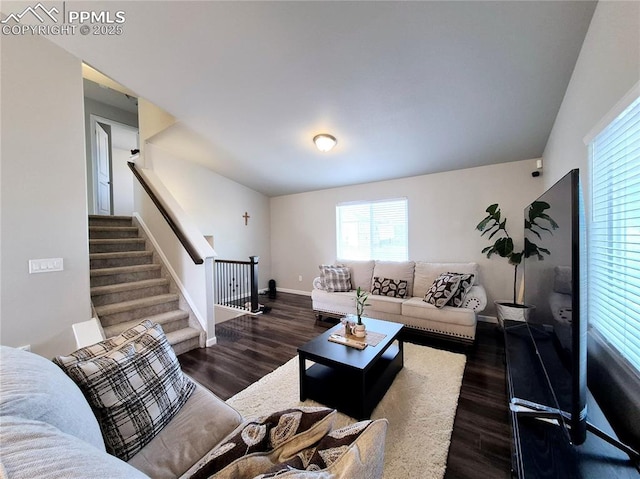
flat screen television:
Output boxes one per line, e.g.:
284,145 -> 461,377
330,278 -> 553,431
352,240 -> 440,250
522,168 -> 588,445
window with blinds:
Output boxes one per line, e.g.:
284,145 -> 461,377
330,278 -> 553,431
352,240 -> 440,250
589,94 -> 640,373
336,198 -> 408,261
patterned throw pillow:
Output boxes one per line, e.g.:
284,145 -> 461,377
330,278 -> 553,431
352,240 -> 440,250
56,323 -> 195,461
424,273 -> 462,308
446,272 -> 475,307
319,265 -> 352,292
259,420 -> 375,476
371,277 -> 408,298
189,407 -> 336,479
53,320 -> 154,369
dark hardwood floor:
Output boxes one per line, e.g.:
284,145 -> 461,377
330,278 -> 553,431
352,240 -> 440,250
178,292 -> 512,479
443,320 -> 512,479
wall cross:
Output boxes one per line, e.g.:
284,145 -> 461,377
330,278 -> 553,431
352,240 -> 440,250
243,211 -> 250,226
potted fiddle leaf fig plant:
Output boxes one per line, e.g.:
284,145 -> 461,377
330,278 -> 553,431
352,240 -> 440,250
476,202 -> 558,323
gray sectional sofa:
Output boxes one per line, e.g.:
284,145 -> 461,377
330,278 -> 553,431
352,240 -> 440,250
0,345 -> 242,479
312,260 -> 487,342
0,330 -> 388,478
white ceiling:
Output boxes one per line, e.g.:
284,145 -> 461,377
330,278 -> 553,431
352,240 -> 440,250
42,1 -> 596,197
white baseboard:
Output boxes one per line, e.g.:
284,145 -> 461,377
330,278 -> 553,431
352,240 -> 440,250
276,288 -> 311,297
206,337 -> 217,347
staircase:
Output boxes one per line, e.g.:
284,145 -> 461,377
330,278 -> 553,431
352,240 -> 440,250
88,215 -> 203,355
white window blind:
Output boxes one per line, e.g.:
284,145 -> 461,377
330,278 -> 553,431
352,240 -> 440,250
589,94 -> 640,373
336,198 -> 408,261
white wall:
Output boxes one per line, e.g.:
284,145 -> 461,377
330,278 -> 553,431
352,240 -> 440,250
1,34 -> 91,357
147,144 -> 272,288
138,98 -> 175,162
133,177 -> 215,340
270,158 -> 543,316
543,0 -> 640,193
112,148 -> 134,215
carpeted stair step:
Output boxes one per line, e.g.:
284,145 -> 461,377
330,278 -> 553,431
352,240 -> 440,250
88,215 -> 133,227
166,327 -> 202,356
90,251 -> 154,269
95,294 -> 179,327
89,226 -> 139,239
91,278 -> 170,306
90,264 -> 162,287
87,215 -> 202,356
89,238 -> 146,253
102,310 -> 190,338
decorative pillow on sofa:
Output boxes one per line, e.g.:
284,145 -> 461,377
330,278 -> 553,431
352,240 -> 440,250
424,273 -> 462,308
413,262 -> 479,298
53,319 -> 154,369
188,407 -> 336,479
371,261 -> 415,298
55,323 -> 195,461
446,273 -> 475,307
319,265 -> 352,292
259,419 -> 380,476
371,277 -> 408,298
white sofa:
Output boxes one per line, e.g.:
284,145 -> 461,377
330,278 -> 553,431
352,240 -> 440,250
312,260 -> 487,342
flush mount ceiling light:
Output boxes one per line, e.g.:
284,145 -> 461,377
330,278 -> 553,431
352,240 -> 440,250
313,134 -> 337,152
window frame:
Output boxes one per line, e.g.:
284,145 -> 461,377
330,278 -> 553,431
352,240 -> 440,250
335,197 -> 408,262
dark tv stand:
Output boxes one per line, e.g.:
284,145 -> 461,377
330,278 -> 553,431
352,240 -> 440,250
503,320 -> 640,478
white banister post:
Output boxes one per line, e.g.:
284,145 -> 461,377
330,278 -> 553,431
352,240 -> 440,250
205,256 -> 217,347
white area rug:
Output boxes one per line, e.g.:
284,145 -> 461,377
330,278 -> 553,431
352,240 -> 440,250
227,343 -> 466,479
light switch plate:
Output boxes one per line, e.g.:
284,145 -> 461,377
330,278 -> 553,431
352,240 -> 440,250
29,258 -> 64,274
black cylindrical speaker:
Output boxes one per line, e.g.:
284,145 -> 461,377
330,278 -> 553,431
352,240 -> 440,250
268,279 -> 277,299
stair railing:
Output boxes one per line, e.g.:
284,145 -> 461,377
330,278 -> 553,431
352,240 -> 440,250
215,256 -> 260,313
128,161 -> 203,264
128,159 -> 217,347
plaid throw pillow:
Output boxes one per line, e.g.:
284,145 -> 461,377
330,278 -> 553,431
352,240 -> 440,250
319,265 -> 352,292
58,323 -> 195,461
424,273 -> 462,308
446,272 -> 475,307
53,320 -> 154,369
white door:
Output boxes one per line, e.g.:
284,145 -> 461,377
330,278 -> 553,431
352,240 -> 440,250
95,122 -> 113,215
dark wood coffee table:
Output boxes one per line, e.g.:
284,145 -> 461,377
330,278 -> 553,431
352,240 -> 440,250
298,317 -> 404,419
